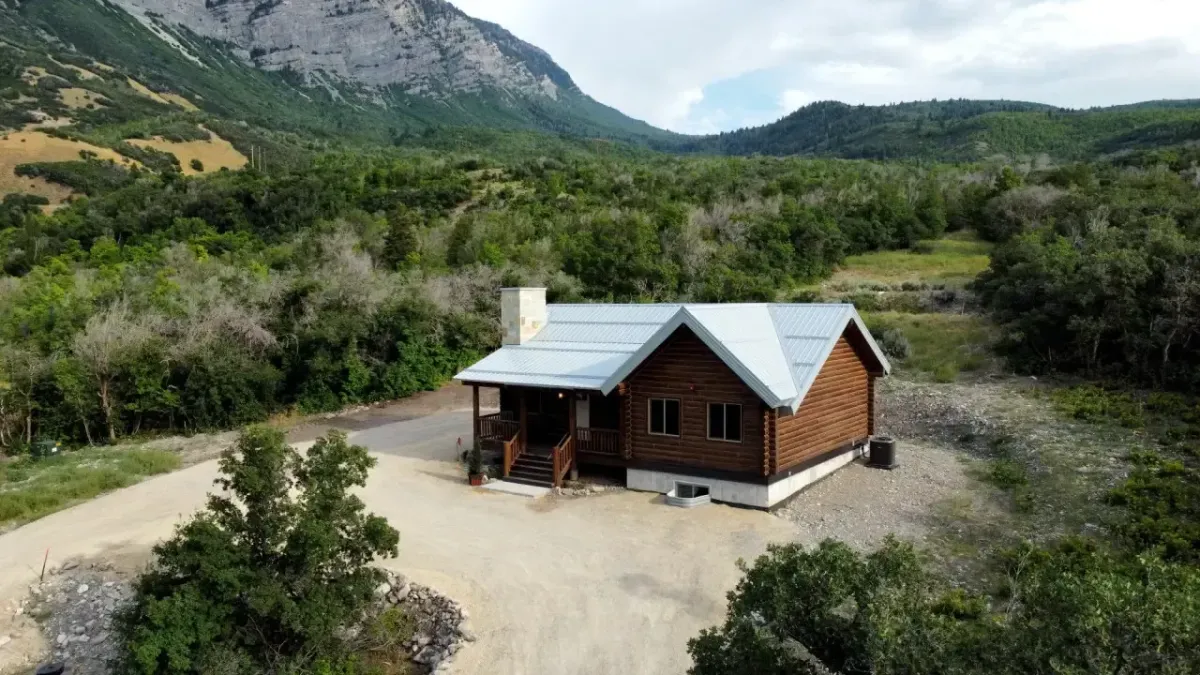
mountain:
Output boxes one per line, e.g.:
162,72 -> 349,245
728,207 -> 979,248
5,0 -> 669,142
668,99 -> 1200,161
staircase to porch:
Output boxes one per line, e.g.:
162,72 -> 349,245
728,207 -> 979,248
505,448 -> 555,487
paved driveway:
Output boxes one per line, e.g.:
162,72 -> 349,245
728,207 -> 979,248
0,411 -> 795,675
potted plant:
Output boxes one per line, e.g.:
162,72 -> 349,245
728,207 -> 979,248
467,441 -> 485,486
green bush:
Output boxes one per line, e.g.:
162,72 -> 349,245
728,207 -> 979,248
985,459 -> 1029,489
190,158 -> 203,172
15,160 -> 136,195
873,327 -> 912,362
1108,451 -> 1200,563
689,538 -> 1200,675
113,428 -> 400,675
933,363 -> 958,383
1048,385 -> 1145,428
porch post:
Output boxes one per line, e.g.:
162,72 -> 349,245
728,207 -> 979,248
518,388 -> 528,452
568,392 -> 578,480
471,385 -> 480,449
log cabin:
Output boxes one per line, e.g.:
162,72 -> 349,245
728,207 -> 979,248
455,288 -> 891,509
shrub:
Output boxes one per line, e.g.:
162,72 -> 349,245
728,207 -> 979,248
113,427 -> 400,675
1108,451 -> 1200,563
356,606 -> 419,675
467,440 -> 483,476
190,158 -> 204,172
933,363 -> 958,383
1048,385 -> 1144,428
986,459 -> 1029,489
874,327 -> 912,362
689,537 -> 1200,675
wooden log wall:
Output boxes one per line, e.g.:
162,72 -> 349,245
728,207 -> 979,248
628,328 -> 764,474
774,335 -> 873,472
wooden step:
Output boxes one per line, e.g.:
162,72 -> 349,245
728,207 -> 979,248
504,475 -> 554,489
508,466 -> 552,482
513,454 -> 554,466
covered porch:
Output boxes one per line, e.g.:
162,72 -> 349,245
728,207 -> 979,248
470,384 -> 625,487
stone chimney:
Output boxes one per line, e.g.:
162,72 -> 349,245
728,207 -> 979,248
501,287 -> 547,345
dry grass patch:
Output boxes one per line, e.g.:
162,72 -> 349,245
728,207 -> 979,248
126,77 -> 170,105
20,66 -> 48,85
160,92 -> 200,111
23,113 -> 74,130
90,61 -> 116,73
126,77 -> 198,110
127,127 -> 247,175
58,87 -> 106,110
49,57 -> 102,81
0,130 -> 139,202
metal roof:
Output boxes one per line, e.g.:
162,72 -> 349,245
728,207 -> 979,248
455,303 -> 891,414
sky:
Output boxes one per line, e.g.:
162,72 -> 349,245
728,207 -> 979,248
451,0 -> 1200,135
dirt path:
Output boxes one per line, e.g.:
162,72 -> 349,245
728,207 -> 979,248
0,410 -> 791,675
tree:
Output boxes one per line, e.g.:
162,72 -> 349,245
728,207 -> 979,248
382,206 -> 421,269
689,538 -> 993,675
70,301 -> 160,442
114,427 -> 400,675
689,538 -> 1200,675
0,344 -> 48,447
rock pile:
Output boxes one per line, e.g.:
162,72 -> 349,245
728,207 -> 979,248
19,559 -> 133,675
15,564 -> 471,675
377,571 -> 474,674
552,478 -> 624,498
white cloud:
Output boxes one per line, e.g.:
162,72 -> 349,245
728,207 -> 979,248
655,87 -> 707,131
451,0 -> 1200,133
779,90 -> 812,113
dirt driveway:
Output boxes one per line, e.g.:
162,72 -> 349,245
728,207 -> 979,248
0,411 -> 794,675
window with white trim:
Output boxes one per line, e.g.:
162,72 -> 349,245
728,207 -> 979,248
648,398 -> 680,436
707,403 -> 743,442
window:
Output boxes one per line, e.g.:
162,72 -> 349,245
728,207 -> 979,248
649,398 -> 680,436
708,403 -> 743,442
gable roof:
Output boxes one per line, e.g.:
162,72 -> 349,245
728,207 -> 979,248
454,303 -> 890,415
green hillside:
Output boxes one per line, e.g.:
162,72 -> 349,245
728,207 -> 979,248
669,99 -> 1200,161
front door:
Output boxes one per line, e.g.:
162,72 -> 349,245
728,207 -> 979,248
526,389 -> 570,446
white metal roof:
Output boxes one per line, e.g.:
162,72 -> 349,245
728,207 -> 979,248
455,303 -> 891,415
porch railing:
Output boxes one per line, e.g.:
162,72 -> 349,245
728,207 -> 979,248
552,433 -> 575,488
502,430 -> 524,478
576,427 -> 620,456
478,412 -> 519,443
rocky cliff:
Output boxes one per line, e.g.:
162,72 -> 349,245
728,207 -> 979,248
107,0 -> 575,100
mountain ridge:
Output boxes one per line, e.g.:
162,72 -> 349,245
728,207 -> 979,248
29,0 -> 668,141
667,98 -> 1200,160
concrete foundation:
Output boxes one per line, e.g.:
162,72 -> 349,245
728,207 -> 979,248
626,445 -> 866,509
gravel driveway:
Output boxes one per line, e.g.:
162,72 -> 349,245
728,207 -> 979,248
0,410 -> 795,675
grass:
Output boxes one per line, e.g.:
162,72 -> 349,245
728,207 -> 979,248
971,436 -> 1035,513
127,128 -> 247,175
1044,385 -> 1147,429
0,129 -> 138,202
58,87 -> 106,110
864,311 -> 994,380
357,606 -> 419,675
830,232 -> 992,289
0,447 -> 180,527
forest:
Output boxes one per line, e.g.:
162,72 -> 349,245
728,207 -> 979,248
0,145 -> 963,447
2,135 -> 1199,449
